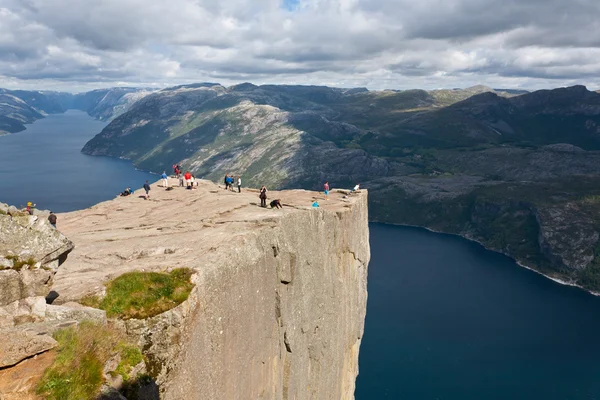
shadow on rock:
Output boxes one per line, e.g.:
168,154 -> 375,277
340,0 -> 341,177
97,375 -> 160,400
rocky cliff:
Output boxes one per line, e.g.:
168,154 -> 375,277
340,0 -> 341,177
52,180 -> 370,399
80,83 -> 600,292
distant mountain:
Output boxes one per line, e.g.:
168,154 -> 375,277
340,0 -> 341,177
0,88 -> 154,135
70,87 -> 155,121
82,83 -> 600,292
0,90 -> 52,135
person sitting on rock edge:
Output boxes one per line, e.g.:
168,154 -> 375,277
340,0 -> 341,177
48,212 -> 57,228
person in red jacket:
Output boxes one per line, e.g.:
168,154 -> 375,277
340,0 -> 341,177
184,171 -> 192,189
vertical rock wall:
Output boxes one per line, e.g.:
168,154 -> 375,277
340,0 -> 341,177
162,194 -> 369,400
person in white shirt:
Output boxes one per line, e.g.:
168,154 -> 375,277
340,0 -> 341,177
237,176 -> 242,193
352,184 -> 360,193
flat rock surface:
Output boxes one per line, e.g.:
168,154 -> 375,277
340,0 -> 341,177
0,350 -> 55,400
53,179 -> 363,303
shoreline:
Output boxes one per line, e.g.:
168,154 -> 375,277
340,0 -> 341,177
372,220 -> 600,297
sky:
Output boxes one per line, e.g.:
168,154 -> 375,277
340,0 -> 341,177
0,0 -> 599,92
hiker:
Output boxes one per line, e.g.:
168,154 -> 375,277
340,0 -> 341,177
270,199 -> 282,209
351,183 -> 360,193
312,200 -> 319,208
143,180 -> 151,199
184,171 -> 192,189
161,171 -> 169,187
179,174 -> 184,187
172,164 -> 178,175
226,175 -> 234,191
26,202 -> 36,215
120,187 -> 132,196
191,174 -> 196,189
259,186 -> 268,207
224,174 -> 229,190
48,212 -> 57,228
324,181 -> 330,200
237,176 -> 242,193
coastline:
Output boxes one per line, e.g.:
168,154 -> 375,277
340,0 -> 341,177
371,219 -> 600,297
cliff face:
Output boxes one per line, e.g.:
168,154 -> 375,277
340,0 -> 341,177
53,180 -> 370,399
78,83 -> 600,291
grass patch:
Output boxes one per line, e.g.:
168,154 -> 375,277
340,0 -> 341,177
96,268 -> 194,319
37,322 -> 143,400
5,254 -> 36,270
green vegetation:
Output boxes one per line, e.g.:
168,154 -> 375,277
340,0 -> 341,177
4,254 -> 36,270
83,268 -> 194,319
37,322 -> 143,400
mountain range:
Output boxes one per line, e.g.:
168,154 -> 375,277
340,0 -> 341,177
6,81 -> 600,292
0,87 -> 153,135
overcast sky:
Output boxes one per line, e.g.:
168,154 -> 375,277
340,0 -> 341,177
1,0 -> 599,92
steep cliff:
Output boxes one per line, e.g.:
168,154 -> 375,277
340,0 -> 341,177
53,180 -> 370,399
79,84 -> 600,291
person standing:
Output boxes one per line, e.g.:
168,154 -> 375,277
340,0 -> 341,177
161,171 -> 169,187
48,212 -> 57,228
143,180 -> 151,199
184,171 -> 192,189
237,176 -> 242,193
259,186 -> 268,207
26,202 -> 36,215
324,181 -> 330,200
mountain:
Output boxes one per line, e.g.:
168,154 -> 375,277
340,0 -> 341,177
69,87 -> 155,121
82,83 -> 600,292
0,88 -> 154,135
0,89 -> 65,135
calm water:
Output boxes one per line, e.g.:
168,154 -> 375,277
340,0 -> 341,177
2,112 -> 600,399
356,224 -> 600,400
0,110 -> 154,212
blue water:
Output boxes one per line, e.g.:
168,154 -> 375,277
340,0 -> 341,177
2,112 -> 600,399
356,224 -> 600,400
0,110 -> 154,212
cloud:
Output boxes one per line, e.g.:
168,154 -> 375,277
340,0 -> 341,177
0,0 -> 599,91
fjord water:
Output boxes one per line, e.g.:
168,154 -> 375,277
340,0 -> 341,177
356,223 -> 600,400
2,112 -> 600,400
0,110 -> 154,212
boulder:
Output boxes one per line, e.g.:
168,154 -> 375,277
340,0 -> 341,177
45,303 -> 107,325
0,210 -> 73,271
0,296 -> 47,328
0,269 -> 54,307
0,208 -> 74,306
0,328 -> 57,368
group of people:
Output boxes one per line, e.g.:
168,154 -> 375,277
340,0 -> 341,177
224,174 -> 242,193
121,166 -> 362,210
23,201 -> 58,228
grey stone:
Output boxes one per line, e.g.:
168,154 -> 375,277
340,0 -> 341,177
0,256 -> 13,269
45,303 -> 107,325
0,328 -> 57,367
